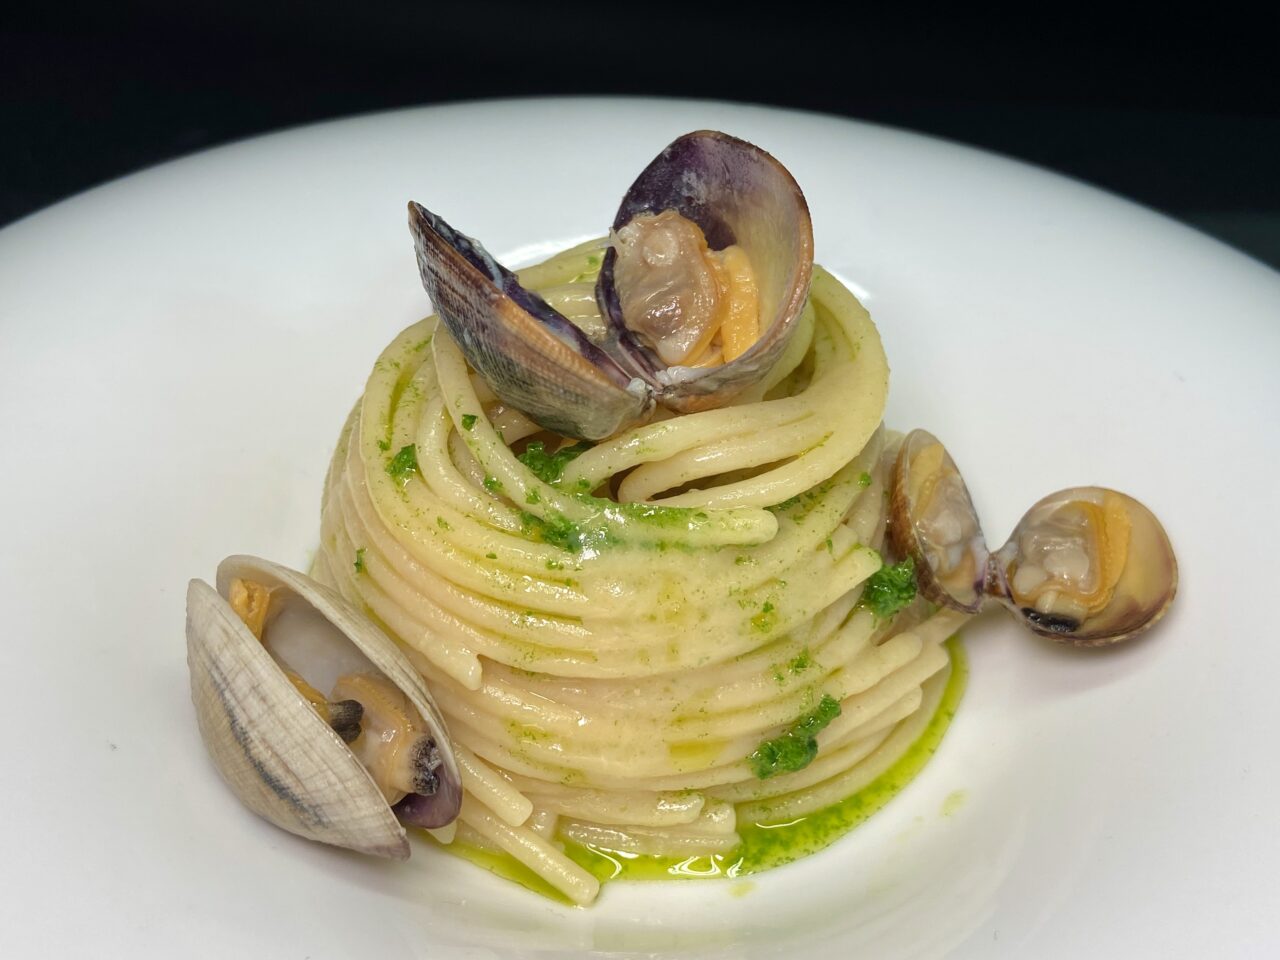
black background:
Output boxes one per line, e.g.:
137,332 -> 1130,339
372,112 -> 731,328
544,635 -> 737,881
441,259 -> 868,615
5,3 -> 1279,267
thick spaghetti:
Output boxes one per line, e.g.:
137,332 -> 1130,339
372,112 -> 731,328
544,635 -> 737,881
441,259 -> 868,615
313,239 -> 964,904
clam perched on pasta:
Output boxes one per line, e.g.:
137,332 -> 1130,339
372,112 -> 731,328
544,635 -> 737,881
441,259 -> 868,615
186,131 -> 1177,906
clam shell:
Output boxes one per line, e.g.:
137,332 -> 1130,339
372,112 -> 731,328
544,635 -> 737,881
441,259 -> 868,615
186,555 -> 461,857
887,430 -> 1178,648
408,131 -> 815,439
988,487 -> 1178,647
597,130 -> 814,412
887,429 -> 989,614
409,202 -> 652,440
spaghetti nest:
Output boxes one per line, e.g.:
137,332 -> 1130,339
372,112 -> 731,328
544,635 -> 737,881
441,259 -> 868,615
314,239 -> 961,904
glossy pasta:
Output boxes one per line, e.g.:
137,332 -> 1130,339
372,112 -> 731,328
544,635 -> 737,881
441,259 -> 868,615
313,239 -> 963,904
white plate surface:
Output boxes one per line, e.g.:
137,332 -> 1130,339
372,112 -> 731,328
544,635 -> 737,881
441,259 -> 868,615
1,98 -> 1277,959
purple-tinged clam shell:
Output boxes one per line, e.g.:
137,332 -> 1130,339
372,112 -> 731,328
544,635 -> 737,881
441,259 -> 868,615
408,131 -> 813,439
598,130 -> 814,413
410,204 -> 653,440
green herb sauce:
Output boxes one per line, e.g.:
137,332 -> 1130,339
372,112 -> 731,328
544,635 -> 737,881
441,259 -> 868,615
424,637 -> 967,899
748,693 -> 841,778
439,840 -> 573,904
860,556 -> 917,619
386,443 -> 419,484
517,440 -> 592,484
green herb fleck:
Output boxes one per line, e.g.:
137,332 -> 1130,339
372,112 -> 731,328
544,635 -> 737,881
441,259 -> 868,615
860,556 -> 917,619
604,500 -> 710,533
386,444 -> 419,484
376,438 -> 391,452
751,600 -> 779,633
748,694 -> 842,779
525,489 -> 542,505
461,413 -> 478,431
788,649 -> 812,674
517,440 -> 592,485
483,475 -> 503,493
353,548 -> 366,574
520,510 -> 589,553
824,537 -> 834,555
768,480 -> 836,520
858,471 -> 873,488
485,552 -> 498,560
436,516 -> 452,531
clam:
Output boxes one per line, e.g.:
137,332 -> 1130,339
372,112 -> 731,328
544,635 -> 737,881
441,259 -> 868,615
987,487 -> 1179,645
186,555 -> 461,859
887,428 -> 989,614
888,430 -> 1178,646
409,130 -> 813,440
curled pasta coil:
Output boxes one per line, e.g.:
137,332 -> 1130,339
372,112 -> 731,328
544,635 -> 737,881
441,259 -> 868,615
314,241 -> 959,904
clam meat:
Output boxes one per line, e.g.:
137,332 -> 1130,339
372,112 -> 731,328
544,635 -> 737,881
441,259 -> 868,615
409,130 -> 814,439
186,555 -> 462,859
888,429 -> 1177,646
988,486 -> 1178,645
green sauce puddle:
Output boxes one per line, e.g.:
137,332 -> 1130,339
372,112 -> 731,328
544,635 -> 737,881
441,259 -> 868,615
432,636 -> 967,902
440,840 -> 576,904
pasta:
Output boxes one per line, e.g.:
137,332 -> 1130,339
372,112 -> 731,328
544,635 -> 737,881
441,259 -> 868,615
313,239 -> 966,905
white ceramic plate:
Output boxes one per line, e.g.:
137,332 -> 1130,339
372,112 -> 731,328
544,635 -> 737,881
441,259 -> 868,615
2,98 -> 1277,958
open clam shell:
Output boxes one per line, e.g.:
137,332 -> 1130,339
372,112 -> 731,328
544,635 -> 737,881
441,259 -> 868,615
887,429 -> 989,614
597,130 -> 814,413
887,431 -> 1178,647
988,487 -> 1178,646
186,555 -> 461,859
408,130 -> 814,439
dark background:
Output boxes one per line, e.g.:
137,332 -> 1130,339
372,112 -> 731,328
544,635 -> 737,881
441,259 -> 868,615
5,3 -> 1279,268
